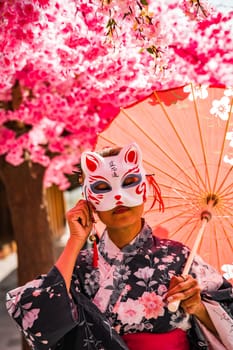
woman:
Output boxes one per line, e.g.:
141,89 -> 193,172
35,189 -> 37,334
6,143 -> 233,350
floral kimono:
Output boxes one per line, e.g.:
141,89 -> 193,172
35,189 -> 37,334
6,222 -> 233,350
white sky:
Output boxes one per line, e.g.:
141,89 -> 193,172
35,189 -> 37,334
210,0 -> 233,12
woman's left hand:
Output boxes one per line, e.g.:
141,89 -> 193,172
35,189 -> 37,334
166,274 -> 218,335
166,275 -> 205,315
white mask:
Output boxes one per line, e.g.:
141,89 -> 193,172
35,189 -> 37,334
81,143 -> 148,211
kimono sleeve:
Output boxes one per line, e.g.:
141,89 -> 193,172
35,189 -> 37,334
190,255 -> 233,349
6,266 -> 78,350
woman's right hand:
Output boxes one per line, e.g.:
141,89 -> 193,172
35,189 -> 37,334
55,200 -> 94,290
66,199 -> 94,245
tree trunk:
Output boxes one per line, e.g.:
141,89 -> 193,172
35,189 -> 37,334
0,180 -> 15,255
0,157 -> 56,350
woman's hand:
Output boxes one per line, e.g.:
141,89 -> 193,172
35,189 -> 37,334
166,275 -> 218,335
55,200 -> 95,290
166,275 -> 203,315
66,199 -> 94,245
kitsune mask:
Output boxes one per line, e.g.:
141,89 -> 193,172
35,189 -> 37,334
81,143 -> 148,211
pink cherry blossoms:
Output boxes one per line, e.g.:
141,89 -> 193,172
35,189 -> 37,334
0,0 -> 232,189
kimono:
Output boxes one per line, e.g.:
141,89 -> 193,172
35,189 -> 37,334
6,221 -> 233,350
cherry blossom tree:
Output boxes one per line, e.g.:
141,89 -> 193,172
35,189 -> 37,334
0,4 -> 232,348
0,0 -> 232,189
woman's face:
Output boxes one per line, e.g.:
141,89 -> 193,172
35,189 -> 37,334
96,203 -> 144,230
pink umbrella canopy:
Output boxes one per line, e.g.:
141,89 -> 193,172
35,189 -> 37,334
95,84 -> 233,284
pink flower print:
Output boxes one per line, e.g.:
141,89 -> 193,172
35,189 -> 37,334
20,278 -> 44,293
113,285 -> 132,314
32,290 -> 42,297
114,324 -> 121,334
22,308 -> 40,329
6,298 -> 19,317
134,267 -> 154,280
92,294 -> 103,310
210,96 -> 231,121
139,291 -> 165,320
157,284 -> 168,296
117,298 -> 144,325
162,255 -> 174,263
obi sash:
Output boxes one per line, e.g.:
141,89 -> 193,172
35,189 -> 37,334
122,328 -> 190,350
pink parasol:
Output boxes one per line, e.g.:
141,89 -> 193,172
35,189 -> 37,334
95,84 -> 233,287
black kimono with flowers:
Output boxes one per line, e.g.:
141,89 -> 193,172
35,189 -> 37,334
6,223 -> 233,349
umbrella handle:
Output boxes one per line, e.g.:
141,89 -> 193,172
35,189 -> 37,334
167,214 -> 210,313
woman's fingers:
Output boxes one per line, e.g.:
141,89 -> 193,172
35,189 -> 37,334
67,200 -> 91,226
66,200 -> 94,238
166,275 -> 202,313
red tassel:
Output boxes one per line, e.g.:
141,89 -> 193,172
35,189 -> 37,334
92,238 -> 98,268
89,225 -> 99,268
146,174 -> 165,212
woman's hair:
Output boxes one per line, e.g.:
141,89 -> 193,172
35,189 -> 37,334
98,146 -> 122,158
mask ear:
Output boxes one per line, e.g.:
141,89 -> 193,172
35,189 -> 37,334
81,151 -> 105,175
120,142 -> 143,166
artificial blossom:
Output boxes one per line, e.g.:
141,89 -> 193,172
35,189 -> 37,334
0,0 -> 232,189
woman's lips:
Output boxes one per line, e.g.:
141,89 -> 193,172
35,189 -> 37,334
113,205 -> 129,214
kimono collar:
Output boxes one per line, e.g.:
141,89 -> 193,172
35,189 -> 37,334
98,220 -> 154,265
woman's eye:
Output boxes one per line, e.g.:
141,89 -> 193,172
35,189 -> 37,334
95,183 -> 111,190
122,175 -> 142,188
91,181 -> 112,193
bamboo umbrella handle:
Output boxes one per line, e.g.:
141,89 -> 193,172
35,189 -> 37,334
167,210 -> 212,313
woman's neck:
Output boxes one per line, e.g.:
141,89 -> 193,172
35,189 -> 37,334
107,219 -> 143,249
